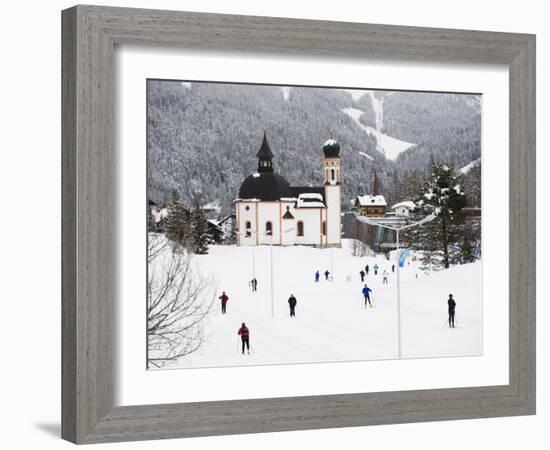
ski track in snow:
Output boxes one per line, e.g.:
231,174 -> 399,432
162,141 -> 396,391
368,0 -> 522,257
152,238 -> 483,369
343,105 -> 416,161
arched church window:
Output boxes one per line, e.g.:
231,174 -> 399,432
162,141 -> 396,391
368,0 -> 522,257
245,221 -> 251,237
331,168 -> 335,181
322,221 -> 327,236
265,221 -> 272,236
297,221 -> 304,237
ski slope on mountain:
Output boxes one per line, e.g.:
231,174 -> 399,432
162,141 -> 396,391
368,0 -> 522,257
460,158 -> 481,174
158,239 -> 482,369
343,107 -> 415,161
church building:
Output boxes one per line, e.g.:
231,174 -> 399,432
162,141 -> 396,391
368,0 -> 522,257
236,132 -> 342,247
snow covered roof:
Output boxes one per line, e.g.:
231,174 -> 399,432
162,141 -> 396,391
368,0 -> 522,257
324,138 -> 337,147
356,195 -> 387,207
391,201 -> 416,210
201,201 -> 221,212
151,207 -> 168,223
296,193 -> 326,208
206,220 -> 222,231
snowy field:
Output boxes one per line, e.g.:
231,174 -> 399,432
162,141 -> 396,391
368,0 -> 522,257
154,239 -> 482,369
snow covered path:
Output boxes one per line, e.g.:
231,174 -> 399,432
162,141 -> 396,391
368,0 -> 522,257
161,240 -> 482,369
343,106 -> 415,160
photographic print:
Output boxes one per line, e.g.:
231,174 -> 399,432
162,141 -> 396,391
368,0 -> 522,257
146,80 -> 482,369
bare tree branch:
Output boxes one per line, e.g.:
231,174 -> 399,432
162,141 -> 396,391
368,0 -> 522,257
147,234 -> 216,368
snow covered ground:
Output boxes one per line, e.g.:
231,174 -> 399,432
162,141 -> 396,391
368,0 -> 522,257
460,158 -> 481,174
155,238 -> 482,369
342,107 -> 415,160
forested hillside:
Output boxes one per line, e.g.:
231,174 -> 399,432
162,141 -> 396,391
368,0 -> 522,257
147,80 -> 481,215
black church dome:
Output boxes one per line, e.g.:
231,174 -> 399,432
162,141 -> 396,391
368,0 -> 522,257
238,172 -> 293,201
323,138 -> 340,158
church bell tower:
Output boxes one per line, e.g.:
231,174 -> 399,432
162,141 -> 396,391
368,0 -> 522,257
322,137 -> 342,247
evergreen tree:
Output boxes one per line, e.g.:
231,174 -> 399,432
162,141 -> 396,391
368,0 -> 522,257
408,162 -> 467,269
164,191 -> 192,250
463,160 -> 481,207
147,207 -> 157,233
191,208 -> 211,254
387,169 -> 425,206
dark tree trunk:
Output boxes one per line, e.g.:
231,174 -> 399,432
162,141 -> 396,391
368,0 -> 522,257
442,216 -> 449,269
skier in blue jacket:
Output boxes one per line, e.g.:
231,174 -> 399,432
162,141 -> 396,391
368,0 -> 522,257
362,284 -> 373,308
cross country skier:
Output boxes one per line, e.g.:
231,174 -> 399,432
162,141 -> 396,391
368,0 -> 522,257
365,264 -> 369,275
373,263 -> 379,275
362,284 -> 373,308
288,294 -> 297,317
315,270 -> 320,282
392,264 -> 395,273
448,294 -> 456,328
324,269 -> 330,281
219,291 -> 229,314
238,322 -> 250,354
250,277 -> 258,292
382,269 -> 389,284
359,269 -> 365,282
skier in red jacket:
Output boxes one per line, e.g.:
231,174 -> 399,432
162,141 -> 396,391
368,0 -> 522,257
219,292 -> 229,315
238,323 -> 250,354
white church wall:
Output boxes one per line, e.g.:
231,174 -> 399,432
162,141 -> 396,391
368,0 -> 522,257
292,208 -> 323,246
257,202 -> 282,245
325,185 -> 342,246
236,201 -> 258,246
281,201 -> 296,246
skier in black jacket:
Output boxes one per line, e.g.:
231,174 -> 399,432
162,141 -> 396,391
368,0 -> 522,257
238,323 -> 250,354
288,294 -> 297,317
448,294 -> 457,328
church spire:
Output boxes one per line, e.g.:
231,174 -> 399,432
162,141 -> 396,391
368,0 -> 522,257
373,172 -> 380,196
256,130 -> 274,173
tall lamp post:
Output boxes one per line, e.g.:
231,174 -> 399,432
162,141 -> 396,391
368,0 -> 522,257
239,226 -> 295,318
356,213 -> 436,358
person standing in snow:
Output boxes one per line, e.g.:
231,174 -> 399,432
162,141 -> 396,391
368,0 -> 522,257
373,264 -> 379,275
362,284 -> 373,308
324,269 -> 330,281
238,322 -> 250,354
392,264 -> 395,273
315,270 -> 320,282
382,270 -> 389,285
365,264 -> 369,276
448,294 -> 457,328
288,294 -> 297,317
219,291 -> 229,314
359,269 -> 366,282
250,277 -> 258,292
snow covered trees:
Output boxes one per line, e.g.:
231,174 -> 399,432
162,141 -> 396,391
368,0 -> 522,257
162,191 -> 213,254
147,233 -> 215,368
164,191 -> 192,249
191,207 -> 211,254
409,162 -> 467,269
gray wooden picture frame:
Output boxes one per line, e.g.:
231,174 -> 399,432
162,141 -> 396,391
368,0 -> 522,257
61,4 -> 536,444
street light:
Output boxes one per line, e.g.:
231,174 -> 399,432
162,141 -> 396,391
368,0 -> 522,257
356,212 -> 437,358
237,226 -> 296,318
